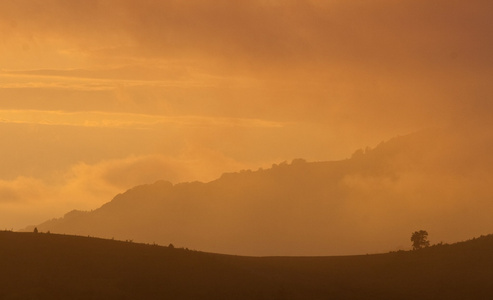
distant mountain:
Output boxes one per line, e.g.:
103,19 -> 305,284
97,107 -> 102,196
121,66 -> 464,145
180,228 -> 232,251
1,231 -> 493,299
28,128 -> 493,255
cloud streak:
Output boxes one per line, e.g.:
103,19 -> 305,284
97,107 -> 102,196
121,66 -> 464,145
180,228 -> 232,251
0,109 -> 284,129
0,68 -> 205,91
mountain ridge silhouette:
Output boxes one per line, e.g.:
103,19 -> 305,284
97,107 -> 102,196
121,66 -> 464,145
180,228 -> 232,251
26,128 -> 493,255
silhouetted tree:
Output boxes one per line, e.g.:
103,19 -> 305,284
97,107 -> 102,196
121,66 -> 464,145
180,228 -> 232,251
33,227 -> 38,234
411,230 -> 430,250
168,243 -> 174,249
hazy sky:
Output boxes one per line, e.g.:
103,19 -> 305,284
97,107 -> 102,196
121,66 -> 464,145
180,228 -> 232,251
1,0 -> 492,229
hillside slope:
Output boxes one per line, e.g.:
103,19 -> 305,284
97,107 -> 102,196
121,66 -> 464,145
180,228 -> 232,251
29,128 -> 493,255
1,231 -> 493,299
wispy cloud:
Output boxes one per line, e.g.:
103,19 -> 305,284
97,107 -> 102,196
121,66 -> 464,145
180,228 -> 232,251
0,109 -> 285,129
0,68 -> 207,91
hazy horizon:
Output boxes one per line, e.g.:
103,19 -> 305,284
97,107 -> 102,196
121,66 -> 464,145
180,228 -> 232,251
1,1 -> 493,255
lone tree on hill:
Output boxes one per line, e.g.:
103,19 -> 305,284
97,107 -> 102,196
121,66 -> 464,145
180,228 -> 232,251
33,227 -> 38,234
411,230 -> 430,250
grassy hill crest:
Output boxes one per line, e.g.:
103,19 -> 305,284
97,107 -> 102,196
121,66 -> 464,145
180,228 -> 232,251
2,230 -> 493,299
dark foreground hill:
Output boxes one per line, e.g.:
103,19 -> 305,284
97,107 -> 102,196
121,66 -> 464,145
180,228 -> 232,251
1,231 -> 493,299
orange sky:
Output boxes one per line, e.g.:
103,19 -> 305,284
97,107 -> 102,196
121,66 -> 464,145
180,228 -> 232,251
1,0 -> 493,230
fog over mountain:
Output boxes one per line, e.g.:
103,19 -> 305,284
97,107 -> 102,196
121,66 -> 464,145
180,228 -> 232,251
27,127 -> 493,256
3,0 -> 493,235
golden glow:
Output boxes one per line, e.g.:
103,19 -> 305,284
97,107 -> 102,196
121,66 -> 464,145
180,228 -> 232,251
0,0 -> 492,255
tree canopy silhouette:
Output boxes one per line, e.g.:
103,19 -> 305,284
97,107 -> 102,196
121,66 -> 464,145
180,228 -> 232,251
411,230 -> 430,250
